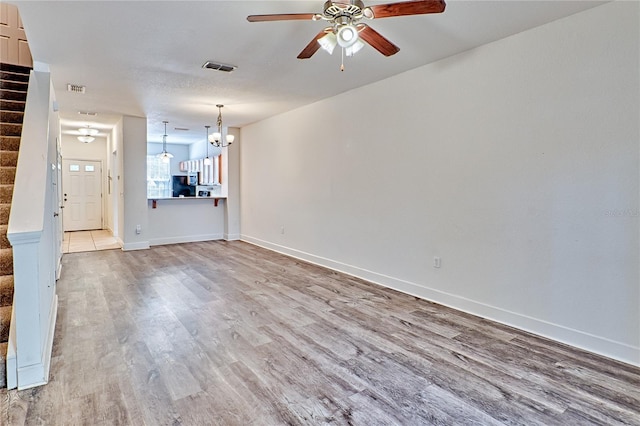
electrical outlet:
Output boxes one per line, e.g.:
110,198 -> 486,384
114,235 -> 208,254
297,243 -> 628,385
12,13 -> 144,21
280,226 -> 285,235
433,256 -> 441,268
135,224 -> 141,235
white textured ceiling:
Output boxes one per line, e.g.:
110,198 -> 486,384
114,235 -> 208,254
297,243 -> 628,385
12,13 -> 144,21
13,1 -> 604,144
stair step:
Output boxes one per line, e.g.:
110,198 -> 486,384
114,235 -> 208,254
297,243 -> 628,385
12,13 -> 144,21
0,100 -> 26,112
0,275 -> 12,307
0,152 -> 18,168
0,123 -> 22,137
0,70 -> 29,83
0,136 -> 20,152
0,305 -> 10,343
0,111 -> 24,125
0,185 -> 13,204
0,248 -> 12,276
0,167 -> 16,185
0,90 -> 26,102
0,63 -> 32,75
0,225 -> 8,250
0,80 -> 27,93
0,252 -> 9,322
0,341 -> 7,388
0,204 -> 10,226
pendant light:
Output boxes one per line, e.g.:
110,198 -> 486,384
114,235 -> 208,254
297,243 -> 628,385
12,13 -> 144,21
157,120 -> 173,163
77,125 -> 98,143
208,105 -> 234,147
204,125 -> 212,166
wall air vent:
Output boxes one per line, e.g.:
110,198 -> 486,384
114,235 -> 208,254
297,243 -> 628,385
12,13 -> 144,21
67,83 -> 86,94
78,111 -> 97,116
202,61 -> 237,73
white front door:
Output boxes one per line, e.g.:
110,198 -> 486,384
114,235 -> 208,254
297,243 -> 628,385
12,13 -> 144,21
62,159 -> 102,231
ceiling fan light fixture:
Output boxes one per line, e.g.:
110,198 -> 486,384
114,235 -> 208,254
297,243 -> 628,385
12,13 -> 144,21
345,39 -> 365,57
318,32 -> 337,54
337,24 -> 359,48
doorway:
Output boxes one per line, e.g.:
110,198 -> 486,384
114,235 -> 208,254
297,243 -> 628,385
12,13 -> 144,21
62,159 -> 103,231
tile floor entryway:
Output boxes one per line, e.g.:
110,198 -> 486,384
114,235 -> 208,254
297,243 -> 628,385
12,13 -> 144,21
63,230 -> 121,254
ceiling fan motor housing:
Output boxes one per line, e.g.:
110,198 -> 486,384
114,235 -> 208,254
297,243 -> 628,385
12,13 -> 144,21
322,0 -> 367,21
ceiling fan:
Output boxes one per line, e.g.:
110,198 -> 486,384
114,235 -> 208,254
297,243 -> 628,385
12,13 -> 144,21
247,0 -> 446,69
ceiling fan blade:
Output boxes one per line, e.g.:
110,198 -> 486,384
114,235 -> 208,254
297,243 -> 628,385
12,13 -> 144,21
368,0 -> 446,19
297,29 -> 331,59
358,25 -> 400,57
247,13 -> 316,22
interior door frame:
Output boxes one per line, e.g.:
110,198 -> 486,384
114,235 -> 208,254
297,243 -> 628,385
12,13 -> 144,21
61,158 -> 104,232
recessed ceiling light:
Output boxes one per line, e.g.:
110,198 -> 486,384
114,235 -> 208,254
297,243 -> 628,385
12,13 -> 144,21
78,111 -> 97,116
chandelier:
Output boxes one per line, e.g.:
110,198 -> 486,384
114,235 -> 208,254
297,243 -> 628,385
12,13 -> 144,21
208,105 -> 234,147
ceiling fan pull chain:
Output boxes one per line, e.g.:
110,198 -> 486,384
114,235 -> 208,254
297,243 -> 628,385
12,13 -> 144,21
341,48 -> 345,72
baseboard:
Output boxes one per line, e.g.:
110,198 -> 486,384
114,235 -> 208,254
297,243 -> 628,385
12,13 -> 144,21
6,307 -> 17,389
122,241 -> 150,251
241,235 -> 640,367
149,233 -> 224,247
17,294 -> 58,390
56,255 -> 62,280
224,233 -> 241,241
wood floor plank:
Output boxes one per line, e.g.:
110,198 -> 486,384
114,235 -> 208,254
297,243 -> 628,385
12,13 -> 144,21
2,240 -> 639,425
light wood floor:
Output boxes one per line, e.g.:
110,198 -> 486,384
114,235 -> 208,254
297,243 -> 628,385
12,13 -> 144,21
2,241 -> 639,425
63,230 -> 121,253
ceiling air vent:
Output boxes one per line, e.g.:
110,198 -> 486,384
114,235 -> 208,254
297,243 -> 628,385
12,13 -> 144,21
202,61 -> 237,73
67,83 -> 86,94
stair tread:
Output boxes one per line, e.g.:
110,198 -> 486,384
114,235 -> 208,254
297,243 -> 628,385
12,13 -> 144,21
0,304 -> 10,343
0,340 -> 6,388
0,247 -> 13,276
0,275 -> 13,307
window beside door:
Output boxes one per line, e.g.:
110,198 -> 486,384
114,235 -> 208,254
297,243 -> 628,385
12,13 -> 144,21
147,155 -> 171,198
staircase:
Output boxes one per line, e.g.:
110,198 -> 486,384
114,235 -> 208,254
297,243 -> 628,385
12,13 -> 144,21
0,62 -> 29,388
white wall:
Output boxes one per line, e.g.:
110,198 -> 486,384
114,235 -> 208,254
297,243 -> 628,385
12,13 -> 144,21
225,127 -> 240,240
240,2 -> 639,365
146,133 -> 238,245
105,134 -> 114,233
147,198 -> 226,246
122,115 -> 149,250
61,135 -> 107,161
112,118 -> 124,241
